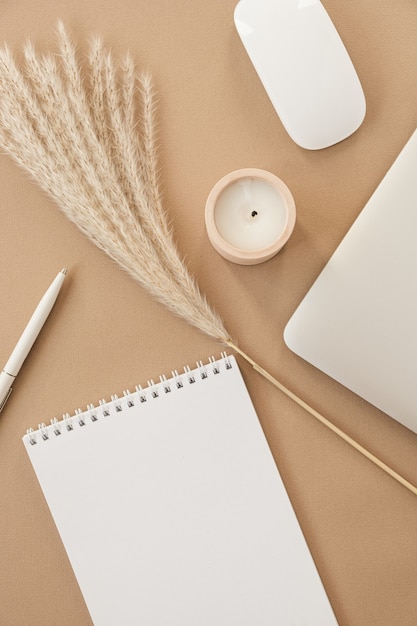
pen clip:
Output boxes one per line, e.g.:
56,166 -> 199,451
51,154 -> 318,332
0,387 -> 12,413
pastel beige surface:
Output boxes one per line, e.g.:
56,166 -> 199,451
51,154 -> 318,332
0,1 -> 416,625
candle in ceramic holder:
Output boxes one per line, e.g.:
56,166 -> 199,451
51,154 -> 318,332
205,168 -> 296,265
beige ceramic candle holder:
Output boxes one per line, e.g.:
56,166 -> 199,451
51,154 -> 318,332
205,168 -> 296,265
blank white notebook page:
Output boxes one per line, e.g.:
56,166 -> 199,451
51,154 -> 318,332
23,354 -> 337,625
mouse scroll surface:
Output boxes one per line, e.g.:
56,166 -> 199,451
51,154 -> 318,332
234,0 -> 366,150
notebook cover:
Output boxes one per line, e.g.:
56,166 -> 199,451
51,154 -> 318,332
23,355 -> 337,625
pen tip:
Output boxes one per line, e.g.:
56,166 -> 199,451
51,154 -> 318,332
61,268 -> 68,275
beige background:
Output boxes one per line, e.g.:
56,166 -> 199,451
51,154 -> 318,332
0,1 -> 416,624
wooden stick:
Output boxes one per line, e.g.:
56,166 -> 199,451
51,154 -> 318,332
226,339 -> 417,497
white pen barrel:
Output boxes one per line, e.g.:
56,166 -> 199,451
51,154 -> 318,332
3,271 -> 66,376
0,371 -> 14,407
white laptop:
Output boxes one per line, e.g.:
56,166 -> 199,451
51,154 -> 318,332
284,129 -> 417,434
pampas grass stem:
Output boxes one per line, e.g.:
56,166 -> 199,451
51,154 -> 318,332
226,340 -> 417,497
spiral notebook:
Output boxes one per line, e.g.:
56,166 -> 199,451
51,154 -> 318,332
22,354 -> 337,625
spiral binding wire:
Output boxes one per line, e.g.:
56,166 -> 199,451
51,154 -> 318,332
25,353 -> 232,446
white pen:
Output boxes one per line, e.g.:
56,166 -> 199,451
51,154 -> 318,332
0,268 -> 67,412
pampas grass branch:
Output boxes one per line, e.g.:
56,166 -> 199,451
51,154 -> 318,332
0,24 -> 415,497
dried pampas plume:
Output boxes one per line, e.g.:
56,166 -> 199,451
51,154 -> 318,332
0,24 -> 415,497
0,22 -> 227,342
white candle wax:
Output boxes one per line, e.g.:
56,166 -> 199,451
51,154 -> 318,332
205,168 -> 296,265
214,177 -> 287,251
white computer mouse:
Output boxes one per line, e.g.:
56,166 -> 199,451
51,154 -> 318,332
234,0 -> 366,150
